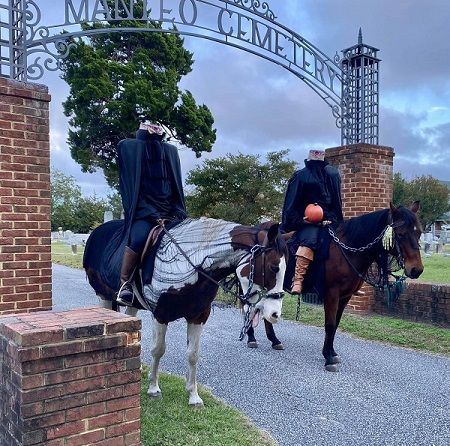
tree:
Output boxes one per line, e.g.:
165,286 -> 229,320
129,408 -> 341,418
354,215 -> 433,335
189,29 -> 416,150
393,173 -> 450,229
60,0 -> 216,188
186,150 -> 297,225
51,169 -> 117,232
51,170 -> 82,231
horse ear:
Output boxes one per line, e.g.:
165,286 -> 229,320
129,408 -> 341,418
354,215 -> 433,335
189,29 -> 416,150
389,201 -> 400,218
266,223 -> 280,245
410,201 -> 420,214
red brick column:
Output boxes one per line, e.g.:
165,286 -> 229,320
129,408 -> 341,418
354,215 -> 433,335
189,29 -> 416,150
325,143 -> 394,313
0,307 -> 142,446
0,78 -> 52,314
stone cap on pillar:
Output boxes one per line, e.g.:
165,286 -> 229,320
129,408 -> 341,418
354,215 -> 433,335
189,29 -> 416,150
0,307 -> 141,350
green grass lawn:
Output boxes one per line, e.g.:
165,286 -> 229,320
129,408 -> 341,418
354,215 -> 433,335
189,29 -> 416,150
141,370 -> 276,446
419,250 -> 450,283
51,240 -> 84,269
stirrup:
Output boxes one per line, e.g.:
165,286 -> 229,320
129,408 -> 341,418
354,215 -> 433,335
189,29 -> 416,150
116,282 -> 135,307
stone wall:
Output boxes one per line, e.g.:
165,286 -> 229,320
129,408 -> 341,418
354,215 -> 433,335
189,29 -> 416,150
0,78 -> 52,315
0,307 -> 142,445
373,282 -> 450,327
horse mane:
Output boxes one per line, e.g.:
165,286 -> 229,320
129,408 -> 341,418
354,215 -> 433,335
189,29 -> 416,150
340,209 -> 390,249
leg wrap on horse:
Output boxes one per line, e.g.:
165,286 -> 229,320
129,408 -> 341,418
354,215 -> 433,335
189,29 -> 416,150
291,246 -> 314,295
117,246 -> 140,305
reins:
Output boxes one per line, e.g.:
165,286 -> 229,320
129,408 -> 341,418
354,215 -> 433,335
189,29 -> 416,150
328,217 -> 407,291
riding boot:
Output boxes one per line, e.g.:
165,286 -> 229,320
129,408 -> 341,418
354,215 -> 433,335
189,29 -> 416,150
117,247 -> 140,306
291,246 -> 314,295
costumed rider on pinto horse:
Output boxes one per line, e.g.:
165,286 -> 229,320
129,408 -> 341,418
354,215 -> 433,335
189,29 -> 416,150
281,149 -> 343,295
116,122 -> 187,306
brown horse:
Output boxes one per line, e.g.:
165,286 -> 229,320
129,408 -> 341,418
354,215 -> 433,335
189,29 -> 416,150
247,202 -> 424,371
84,217 -> 289,405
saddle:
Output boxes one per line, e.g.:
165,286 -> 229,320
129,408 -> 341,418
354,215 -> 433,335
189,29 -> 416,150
140,222 -> 167,262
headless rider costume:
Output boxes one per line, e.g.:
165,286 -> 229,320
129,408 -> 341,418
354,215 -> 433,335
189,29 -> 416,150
117,123 -> 187,305
281,149 -> 343,295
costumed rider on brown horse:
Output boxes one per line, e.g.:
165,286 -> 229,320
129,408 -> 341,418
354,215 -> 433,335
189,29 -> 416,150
116,122 -> 187,306
281,149 -> 343,295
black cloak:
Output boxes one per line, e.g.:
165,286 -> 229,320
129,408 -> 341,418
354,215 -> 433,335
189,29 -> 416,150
83,131 -> 186,291
281,159 -> 343,233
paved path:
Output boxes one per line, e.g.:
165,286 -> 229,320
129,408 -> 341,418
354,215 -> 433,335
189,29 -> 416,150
53,264 -> 449,446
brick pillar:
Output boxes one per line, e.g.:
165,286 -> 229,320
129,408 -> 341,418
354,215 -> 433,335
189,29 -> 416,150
0,307 -> 142,446
0,78 -> 52,315
325,143 -> 394,313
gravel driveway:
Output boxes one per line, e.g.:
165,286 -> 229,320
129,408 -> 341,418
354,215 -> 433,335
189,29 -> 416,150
53,264 -> 450,446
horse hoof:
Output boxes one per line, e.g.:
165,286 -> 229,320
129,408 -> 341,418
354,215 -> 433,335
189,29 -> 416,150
190,403 -> 204,409
325,364 -> 339,372
272,343 -> 285,350
331,355 -> 341,364
247,341 -> 258,349
148,391 -> 162,399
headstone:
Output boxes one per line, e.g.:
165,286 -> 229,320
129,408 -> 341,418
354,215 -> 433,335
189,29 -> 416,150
104,210 -> 114,222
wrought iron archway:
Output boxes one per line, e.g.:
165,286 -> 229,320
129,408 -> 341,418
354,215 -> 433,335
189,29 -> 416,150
0,0 -> 380,144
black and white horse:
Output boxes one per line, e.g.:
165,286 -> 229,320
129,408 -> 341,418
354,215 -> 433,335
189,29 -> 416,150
84,217 -> 289,405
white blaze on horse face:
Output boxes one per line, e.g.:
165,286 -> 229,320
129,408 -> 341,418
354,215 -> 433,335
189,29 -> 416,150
237,256 -> 286,325
257,256 -> 286,324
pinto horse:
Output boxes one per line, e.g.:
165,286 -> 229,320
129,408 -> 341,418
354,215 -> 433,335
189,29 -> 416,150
84,217 -> 288,405
247,203 -> 424,371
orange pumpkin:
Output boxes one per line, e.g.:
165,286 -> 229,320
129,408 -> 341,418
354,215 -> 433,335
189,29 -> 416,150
304,203 -> 324,223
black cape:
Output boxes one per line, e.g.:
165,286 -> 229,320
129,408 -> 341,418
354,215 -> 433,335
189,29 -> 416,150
83,131 -> 186,291
281,159 -> 343,233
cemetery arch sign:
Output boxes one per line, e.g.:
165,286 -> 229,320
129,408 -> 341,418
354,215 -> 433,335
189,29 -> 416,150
0,0 -> 380,144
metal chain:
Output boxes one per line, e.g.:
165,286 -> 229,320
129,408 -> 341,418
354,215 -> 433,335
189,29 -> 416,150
328,225 -> 389,252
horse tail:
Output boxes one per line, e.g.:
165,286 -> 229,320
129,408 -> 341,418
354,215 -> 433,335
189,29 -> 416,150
84,220 -> 125,302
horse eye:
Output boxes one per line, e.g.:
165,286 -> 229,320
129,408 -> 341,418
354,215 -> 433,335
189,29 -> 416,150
270,265 -> 280,274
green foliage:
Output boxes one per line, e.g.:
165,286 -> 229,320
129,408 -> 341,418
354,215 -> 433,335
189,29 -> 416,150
51,169 -> 117,232
51,170 -> 82,231
106,191 -> 124,219
60,0 -> 216,188
393,173 -> 450,229
186,150 -> 297,225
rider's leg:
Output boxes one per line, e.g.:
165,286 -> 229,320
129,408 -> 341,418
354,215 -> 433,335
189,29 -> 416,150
117,219 -> 152,305
117,246 -> 140,304
291,246 -> 314,295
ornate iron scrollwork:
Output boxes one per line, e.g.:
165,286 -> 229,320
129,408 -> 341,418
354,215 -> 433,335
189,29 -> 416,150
27,37 -> 79,81
231,0 -> 277,20
0,0 -> 380,145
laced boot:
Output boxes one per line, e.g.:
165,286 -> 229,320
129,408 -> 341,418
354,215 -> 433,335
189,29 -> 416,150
117,247 -> 139,306
291,246 -> 314,295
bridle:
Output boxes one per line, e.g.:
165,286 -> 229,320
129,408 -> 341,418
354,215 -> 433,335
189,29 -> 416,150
328,213 -> 415,288
160,224 -> 284,338
236,244 -> 285,305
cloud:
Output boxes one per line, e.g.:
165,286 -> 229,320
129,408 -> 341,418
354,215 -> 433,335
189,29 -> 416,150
34,0 -> 450,197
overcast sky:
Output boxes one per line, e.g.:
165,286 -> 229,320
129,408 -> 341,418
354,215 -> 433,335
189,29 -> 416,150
26,0 -> 450,197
